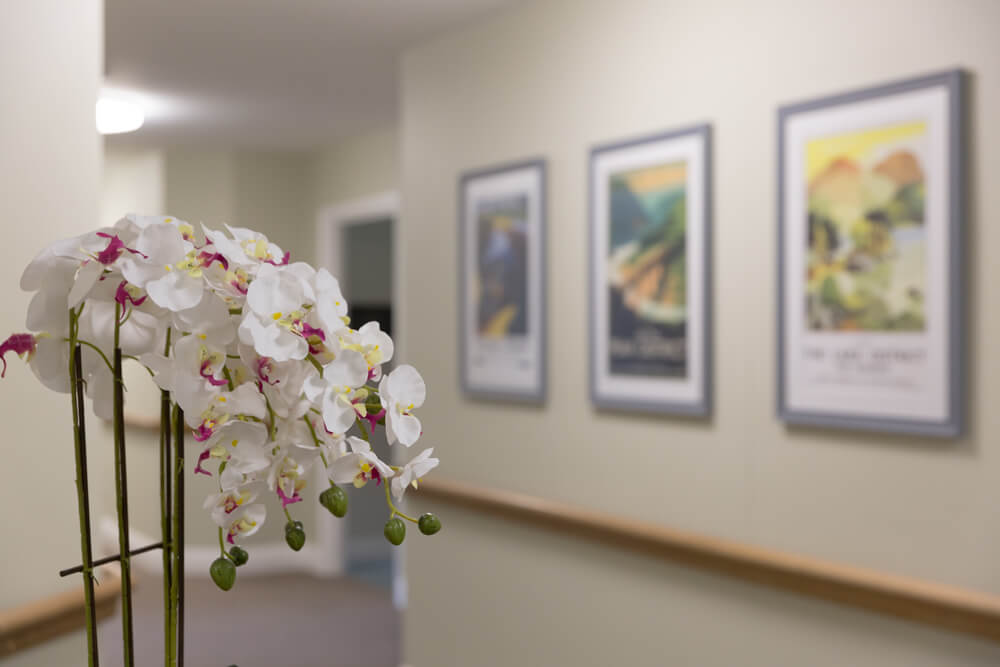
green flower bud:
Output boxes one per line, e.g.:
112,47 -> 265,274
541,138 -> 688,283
210,557 -> 236,591
384,517 -> 406,546
364,394 -> 382,415
229,546 -> 249,567
319,485 -> 348,518
285,523 -> 306,551
418,513 -> 442,536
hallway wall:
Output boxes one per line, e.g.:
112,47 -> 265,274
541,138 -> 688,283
0,0 -> 103,619
398,0 -> 1000,664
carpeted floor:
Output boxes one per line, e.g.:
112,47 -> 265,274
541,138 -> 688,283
97,574 -> 400,667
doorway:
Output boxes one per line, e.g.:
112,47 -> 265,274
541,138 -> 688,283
315,191 -> 405,606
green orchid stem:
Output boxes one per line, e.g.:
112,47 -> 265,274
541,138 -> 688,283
160,327 -> 173,667
172,404 -> 187,667
305,353 -> 324,374
356,418 -> 370,442
65,337 -> 114,376
302,416 -> 330,468
283,506 -> 294,523
68,308 -> 100,667
384,482 -> 418,523
112,304 -> 136,666
218,528 -> 227,557
265,398 -> 277,440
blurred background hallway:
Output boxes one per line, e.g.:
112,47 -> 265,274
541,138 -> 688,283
3,1 -> 1000,666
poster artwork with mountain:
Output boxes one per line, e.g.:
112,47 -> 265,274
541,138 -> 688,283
806,121 -> 927,333
607,160 -> 687,378
779,69 -> 964,436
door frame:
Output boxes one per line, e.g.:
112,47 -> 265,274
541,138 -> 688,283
314,190 -> 404,601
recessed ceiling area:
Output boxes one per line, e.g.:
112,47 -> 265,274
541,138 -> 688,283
105,0 -> 523,148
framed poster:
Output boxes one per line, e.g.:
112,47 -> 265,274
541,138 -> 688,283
778,70 -> 965,436
589,124 -> 712,415
459,159 -> 546,402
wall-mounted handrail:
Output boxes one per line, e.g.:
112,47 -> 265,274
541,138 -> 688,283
0,574 -> 120,658
417,478 -> 1000,643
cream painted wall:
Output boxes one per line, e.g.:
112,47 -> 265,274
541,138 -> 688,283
311,127 -> 399,215
100,144 -> 165,227
399,0 -> 1000,665
0,2 -> 101,664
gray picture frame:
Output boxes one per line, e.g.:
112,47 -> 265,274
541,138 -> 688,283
458,158 -> 547,403
588,123 -> 713,416
777,69 -> 966,437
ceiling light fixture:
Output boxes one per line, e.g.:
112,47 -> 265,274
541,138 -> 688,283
96,96 -> 144,134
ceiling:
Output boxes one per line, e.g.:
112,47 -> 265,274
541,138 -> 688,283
105,0 -> 521,149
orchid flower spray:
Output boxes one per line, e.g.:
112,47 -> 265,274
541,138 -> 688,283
2,214 -> 441,666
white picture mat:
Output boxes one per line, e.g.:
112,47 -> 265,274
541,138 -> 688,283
782,87 -> 950,421
591,132 -> 706,405
462,165 -> 544,395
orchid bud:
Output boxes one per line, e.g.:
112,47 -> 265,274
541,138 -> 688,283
364,394 -> 382,415
210,557 -> 236,591
384,517 -> 406,546
229,546 -> 249,567
285,522 -> 306,551
418,513 -> 442,536
320,485 -> 348,518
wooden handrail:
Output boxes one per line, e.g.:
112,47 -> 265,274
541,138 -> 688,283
417,478 -> 1000,643
0,574 -> 120,658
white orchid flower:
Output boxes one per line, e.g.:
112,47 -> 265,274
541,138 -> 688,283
328,436 -> 393,488
172,334 -> 229,389
163,377 -> 265,442
268,452 -> 311,508
0,333 -> 70,394
239,264 -> 315,361
379,364 -> 425,446
303,349 -> 369,435
391,448 -> 439,501
121,221 -> 226,312
203,485 -> 259,527
223,503 -> 266,545
204,224 -> 288,269
339,321 -> 394,382
313,268 -> 349,336
172,295 -> 236,346
193,419 -> 272,479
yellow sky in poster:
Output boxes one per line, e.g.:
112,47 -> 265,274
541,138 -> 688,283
805,120 -> 926,181
619,161 -> 686,193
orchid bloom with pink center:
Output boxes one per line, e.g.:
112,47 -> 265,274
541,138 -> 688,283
204,486 -> 258,526
115,280 -> 147,312
268,454 -> 307,508
0,333 -> 38,378
173,335 -> 229,388
329,436 -> 393,489
94,232 -> 146,266
194,448 -> 213,476
378,364 -> 426,447
303,349 -> 369,435
223,504 -> 266,545
256,356 -> 278,387
361,406 -> 385,432
390,448 -> 439,501
339,321 -> 394,382
300,322 -> 327,356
